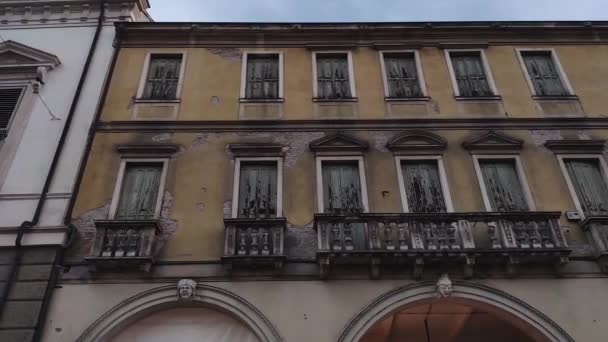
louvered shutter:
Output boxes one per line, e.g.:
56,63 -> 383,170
245,54 -> 279,99
316,54 -> 351,99
142,54 -> 182,100
116,163 -> 163,220
0,88 -> 24,141
451,53 -> 492,97
384,54 -> 423,98
322,161 -> 366,249
237,161 -> 278,218
522,52 -> 567,96
479,160 -> 529,212
401,160 -> 446,213
565,159 -> 608,216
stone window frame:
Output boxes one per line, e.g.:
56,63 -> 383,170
315,156 -> 370,213
311,50 -> 357,101
230,156 -> 284,219
0,83 -> 29,140
394,155 -> 454,213
239,51 -> 284,102
515,48 -> 575,98
135,51 -> 188,103
378,50 -> 429,99
108,157 -> 170,220
556,154 -> 608,220
472,154 -> 536,211
444,48 -> 500,99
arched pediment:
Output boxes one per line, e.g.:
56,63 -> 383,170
309,132 -> 369,152
462,130 -> 523,151
386,130 -> 447,152
0,40 -> 60,70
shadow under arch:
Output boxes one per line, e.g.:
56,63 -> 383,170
76,283 -> 283,342
338,281 -> 574,342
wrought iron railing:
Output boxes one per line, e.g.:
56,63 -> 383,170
223,217 -> 286,271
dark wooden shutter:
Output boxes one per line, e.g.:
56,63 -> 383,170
116,163 -> 163,220
522,52 -> 567,96
142,54 -> 182,100
0,88 -> 24,141
479,160 -> 529,212
451,52 -> 492,97
565,159 -> 608,216
384,53 -> 422,98
245,54 -> 279,99
316,54 -> 351,99
237,161 -> 278,218
401,160 -> 446,213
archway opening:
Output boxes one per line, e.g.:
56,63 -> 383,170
109,307 -> 260,342
360,298 -> 549,342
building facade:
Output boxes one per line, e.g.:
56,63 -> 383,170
42,21 -> 608,341
0,1 -> 150,341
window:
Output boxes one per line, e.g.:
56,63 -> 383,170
476,158 -> 531,212
397,158 -> 452,213
519,50 -> 571,97
141,54 -> 183,100
313,52 -> 356,100
446,50 -> 496,97
0,87 -> 25,141
562,158 -> 608,216
242,53 -> 282,100
109,160 -> 168,220
380,52 -> 424,98
232,158 -> 282,219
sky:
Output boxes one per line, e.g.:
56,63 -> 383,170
148,0 -> 608,22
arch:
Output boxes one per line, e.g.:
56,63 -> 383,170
338,281 -> 573,342
76,284 -> 283,342
386,130 -> 447,152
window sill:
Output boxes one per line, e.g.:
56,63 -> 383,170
385,96 -> 430,102
455,95 -> 502,101
532,95 -> 578,101
313,97 -> 358,103
134,98 -> 181,104
239,98 -> 284,103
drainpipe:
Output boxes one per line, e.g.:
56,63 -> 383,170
0,1 -> 107,341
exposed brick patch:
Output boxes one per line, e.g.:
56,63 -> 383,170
529,130 -> 562,146
155,191 -> 179,254
151,133 -> 173,142
207,48 -> 241,61
272,132 -> 324,168
371,131 -> 393,153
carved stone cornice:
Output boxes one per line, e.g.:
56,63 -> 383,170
386,130 -> 447,153
0,0 -> 151,27
544,139 -> 606,153
309,132 -> 369,153
462,130 -> 524,152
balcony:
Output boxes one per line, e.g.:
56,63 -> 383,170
85,220 -> 160,272
222,217 -> 287,272
315,212 -> 570,279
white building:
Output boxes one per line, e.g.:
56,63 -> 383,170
0,1 -> 150,341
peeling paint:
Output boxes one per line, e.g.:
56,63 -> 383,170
272,132 -> 324,168
371,131 -> 393,153
210,96 -> 221,105
72,201 -> 111,257
577,130 -> 592,140
223,200 -> 232,218
152,133 -> 173,142
191,133 -> 208,149
529,130 -> 562,146
284,222 -> 317,261
155,190 -> 179,254
207,48 -> 241,61
195,203 -> 206,212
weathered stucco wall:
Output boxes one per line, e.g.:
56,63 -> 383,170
69,128 -> 608,261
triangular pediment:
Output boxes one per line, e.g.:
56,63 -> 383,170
0,40 -> 60,69
309,133 -> 369,152
387,130 -> 447,152
462,131 -> 523,151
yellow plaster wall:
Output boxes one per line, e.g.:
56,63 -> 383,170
101,45 -> 608,121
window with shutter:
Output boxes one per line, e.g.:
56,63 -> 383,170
142,54 -> 182,100
479,159 -> 529,212
245,54 -> 280,99
321,161 -> 366,249
0,87 -> 25,141
521,51 -> 568,96
401,160 -> 446,213
564,159 -> 608,216
237,161 -> 278,218
383,53 -> 423,98
316,54 -> 352,99
116,163 -> 163,220
450,52 -> 493,97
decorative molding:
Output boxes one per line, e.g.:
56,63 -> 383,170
309,132 -> 369,153
544,139 -> 606,153
115,144 -> 180,157
76,283 -> 283,342
462,130 -> 524,151
386,130 -> 447,152
228,144 -> 284,157
0,40 -> 60,69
